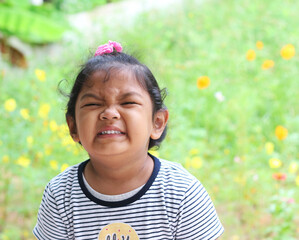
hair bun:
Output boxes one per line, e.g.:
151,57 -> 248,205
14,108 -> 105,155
94,40 -> 123,56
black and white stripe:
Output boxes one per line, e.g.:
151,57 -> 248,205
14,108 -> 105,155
33,155 -> 224,239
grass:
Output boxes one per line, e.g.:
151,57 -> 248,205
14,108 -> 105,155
1,0 -> 299,239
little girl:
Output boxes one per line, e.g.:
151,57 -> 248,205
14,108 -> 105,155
33,41 -> 224,240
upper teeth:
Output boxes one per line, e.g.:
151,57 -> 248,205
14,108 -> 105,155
100,130 -> 121,135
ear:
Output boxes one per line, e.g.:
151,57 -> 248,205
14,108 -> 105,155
151,109 -> 169,140
66,115 -> 80,143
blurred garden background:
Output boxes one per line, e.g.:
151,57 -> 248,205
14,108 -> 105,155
1,0 -> 299,239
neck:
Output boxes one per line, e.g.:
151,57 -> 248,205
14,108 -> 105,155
84,153 -> 154,195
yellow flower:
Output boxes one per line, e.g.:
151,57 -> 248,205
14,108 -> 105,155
234,176 -> 247,186
296,175 -> 299,186
148,150 -> 159,158
50,160 -> 58,170
280,44 -> 295,60
2,155 -> 10,163
190,156 -> 203,169
224,149 -> 230,155
256,41 -> 264,50
60,124 -> 69,133
269,158 -> 282,169
58,124 -> 69,138
35,151 -> 43,160
275,125 -> 288,140
27,136 -> 34,147
62,136 -> 75,146
232,235 -> 240,240
289,162 -> 298,174
35,69 -> 46,82
38,103 -> 51,119
262,60 -> 274,70
61,163 -> 69,172
45,145 -> 52,155
49,120 -> 58,132
4,98 -> 17,112
189,148 -> 199,156
16,156 -> 31,168
20,108 -> 30,120
265,142 -> 274,155
73,148 -> 80,155
246,49 -> 256,61
23,230 -> 30,238
197,76 -> 210,89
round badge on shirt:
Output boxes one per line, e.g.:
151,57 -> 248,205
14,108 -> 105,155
98,222 -> 139,240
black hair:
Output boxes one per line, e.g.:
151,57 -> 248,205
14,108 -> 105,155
66,51 -> 167,149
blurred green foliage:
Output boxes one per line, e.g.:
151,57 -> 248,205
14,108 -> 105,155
0,6 -> 67,44
0,0 -> 68,43
0,0 -> 117,43
0,0 -> 299,239
50,0 -> 111,13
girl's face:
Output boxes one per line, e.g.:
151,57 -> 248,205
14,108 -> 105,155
67,69 -> 167,165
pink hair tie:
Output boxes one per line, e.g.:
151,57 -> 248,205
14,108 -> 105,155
94,40 -> 123,56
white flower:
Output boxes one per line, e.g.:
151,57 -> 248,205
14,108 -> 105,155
214,91 -> 225,102
252,174 -> 259,181
234,156 -> 241,163
31,0 -> 43,6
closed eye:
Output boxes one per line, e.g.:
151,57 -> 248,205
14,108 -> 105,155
82,103 -> 102,108
122,102 -> 138,105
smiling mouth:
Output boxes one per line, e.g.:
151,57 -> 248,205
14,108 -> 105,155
98,130 -> 125,135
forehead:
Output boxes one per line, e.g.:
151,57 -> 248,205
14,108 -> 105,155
81,69 -> 147,95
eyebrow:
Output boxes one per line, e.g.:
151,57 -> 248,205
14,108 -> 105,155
79,93 -> 102,101
79,91 -> 143,101
119,92 -> 143,100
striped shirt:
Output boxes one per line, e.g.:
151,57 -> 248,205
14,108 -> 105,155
33,155 -> 224,239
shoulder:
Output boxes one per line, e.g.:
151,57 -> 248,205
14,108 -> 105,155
157,160 -> 224,239
155,158 -> 204,199
45,162 -> 82,198
158,158 -> 198,185
49,163 -> 79,186
157,158 -> 216,206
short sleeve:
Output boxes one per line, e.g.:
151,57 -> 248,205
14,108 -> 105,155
175,180 -> 224,240
33,183 -> 69,240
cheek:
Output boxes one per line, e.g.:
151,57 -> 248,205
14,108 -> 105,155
75,112 -> 98,136
126,112 -> 154,138
77,108 -> 97,122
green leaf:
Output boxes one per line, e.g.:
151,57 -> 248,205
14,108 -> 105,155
0,6 -> 68,43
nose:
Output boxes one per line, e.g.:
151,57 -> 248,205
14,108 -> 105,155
99,106 -> 120,120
